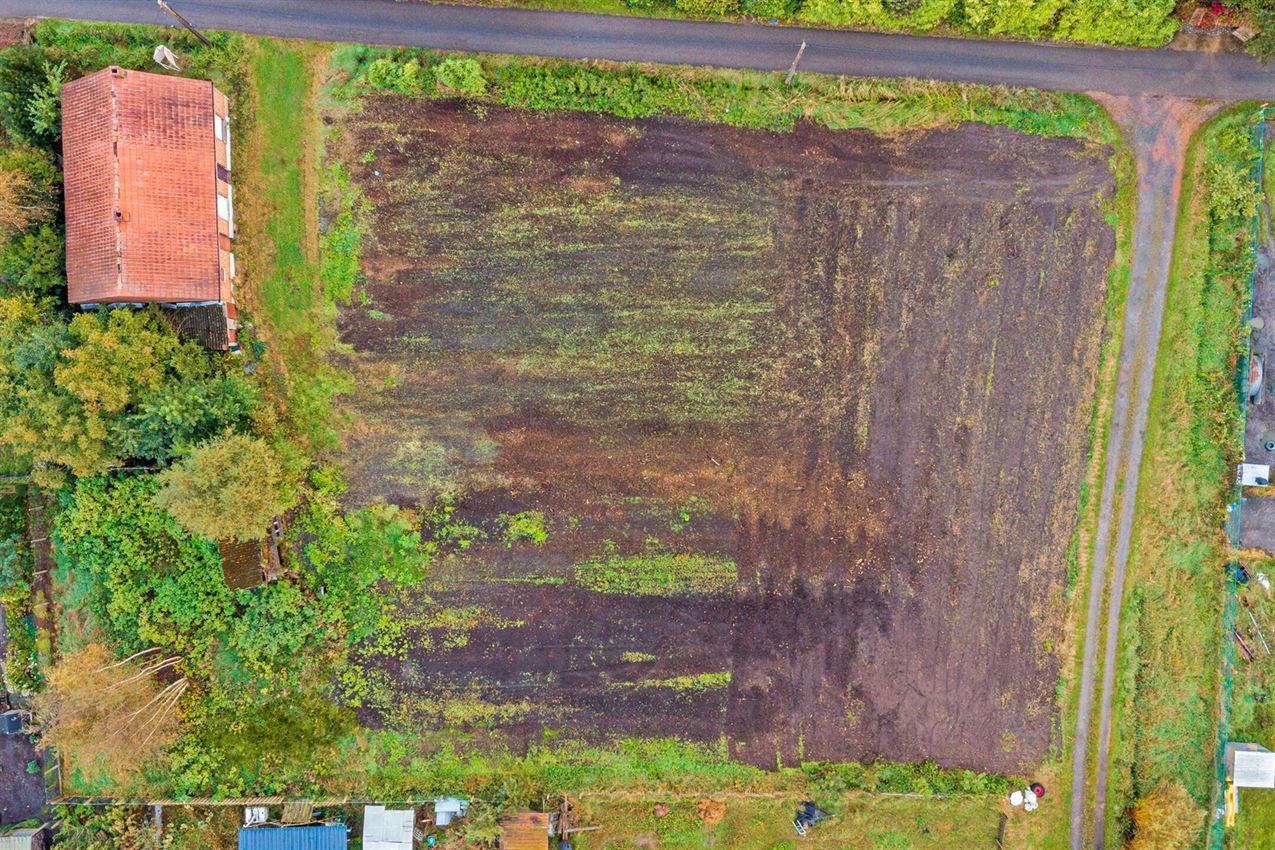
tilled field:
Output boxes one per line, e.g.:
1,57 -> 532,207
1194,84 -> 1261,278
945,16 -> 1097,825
336,98 -> 1115,772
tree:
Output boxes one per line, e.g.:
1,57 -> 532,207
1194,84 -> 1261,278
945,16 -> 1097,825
0,223 -> 65,294
0,46 -> 55,147
0,146 -> 60,239
33,643 -> 184,782
1127,782 -> 1205,850
155,432 -> 298,541
116,375 -> 259,462
0,303 -> 254,483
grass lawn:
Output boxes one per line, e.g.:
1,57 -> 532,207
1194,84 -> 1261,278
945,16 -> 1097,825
571,793 -> 1001,849
235,37 -> 351,455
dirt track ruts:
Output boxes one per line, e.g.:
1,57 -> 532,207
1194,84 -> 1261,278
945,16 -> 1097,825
1068,95 -> 1218,850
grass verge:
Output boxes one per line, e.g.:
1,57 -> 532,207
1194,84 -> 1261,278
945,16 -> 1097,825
1103,106 -> 1260,848
235,37 -> 352,454
334,47 -> 1119,141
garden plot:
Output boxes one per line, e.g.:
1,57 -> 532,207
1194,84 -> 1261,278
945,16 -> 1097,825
335,98 -> 1115,773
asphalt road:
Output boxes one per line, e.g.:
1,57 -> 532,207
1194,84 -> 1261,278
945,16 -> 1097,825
4,0 -> 1275,99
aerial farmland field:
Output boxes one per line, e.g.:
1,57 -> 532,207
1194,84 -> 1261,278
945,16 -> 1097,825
334,96 -> 1116,773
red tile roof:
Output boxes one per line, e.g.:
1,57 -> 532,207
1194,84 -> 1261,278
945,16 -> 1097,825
62,66 -> 226,304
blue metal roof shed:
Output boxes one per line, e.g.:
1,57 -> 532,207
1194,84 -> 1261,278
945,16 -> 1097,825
238,825 -> 347,850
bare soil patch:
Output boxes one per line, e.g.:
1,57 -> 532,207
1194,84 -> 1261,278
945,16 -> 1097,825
337,98 -> 1115,772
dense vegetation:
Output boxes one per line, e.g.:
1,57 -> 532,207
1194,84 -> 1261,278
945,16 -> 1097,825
502,0 -> 1181,46
341,47 -> 1118,140
0,23 -> 439,801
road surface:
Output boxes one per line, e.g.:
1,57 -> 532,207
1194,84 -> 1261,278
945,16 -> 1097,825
3,0 -> 1275,99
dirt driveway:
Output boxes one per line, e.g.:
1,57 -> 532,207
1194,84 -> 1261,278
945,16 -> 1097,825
337,99 -> 1116,772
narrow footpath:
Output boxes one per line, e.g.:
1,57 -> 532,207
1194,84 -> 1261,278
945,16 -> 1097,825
1069,96 -> 1218,850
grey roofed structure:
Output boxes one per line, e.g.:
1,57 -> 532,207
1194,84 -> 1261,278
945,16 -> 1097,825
361,806 -> 414,850
1227,741 -> 1275,788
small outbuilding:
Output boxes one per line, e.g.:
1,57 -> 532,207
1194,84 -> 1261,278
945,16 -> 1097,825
362,806 -> 414,850
237,824 -> 347,850
0,828 -> 41,850
1229,742 -> 1275,788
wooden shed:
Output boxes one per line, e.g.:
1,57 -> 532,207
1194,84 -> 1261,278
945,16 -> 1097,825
498,811 -> 548,850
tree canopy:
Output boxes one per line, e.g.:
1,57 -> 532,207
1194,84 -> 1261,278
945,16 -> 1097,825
0,302 -> 258,484
155,432 -> 299,542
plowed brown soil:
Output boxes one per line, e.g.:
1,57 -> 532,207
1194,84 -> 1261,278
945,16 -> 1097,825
337,98 -> 1115,772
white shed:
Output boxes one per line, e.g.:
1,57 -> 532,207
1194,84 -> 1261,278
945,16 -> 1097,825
0,828 -> 40,850
362,806 -> 414,850
1234,749 -> 1275,788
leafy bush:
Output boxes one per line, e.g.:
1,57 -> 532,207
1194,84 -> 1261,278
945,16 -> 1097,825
434,57 -> 487,97
673,0 -> 741,14
57,474 -> 232,656
0,224 -> 65,295
364,56 -> 432,96
741,0 -> 796,16
498,510 -> 550,546
803,759 -> 1014,795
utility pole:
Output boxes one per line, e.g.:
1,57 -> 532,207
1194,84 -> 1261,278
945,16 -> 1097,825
785,41 -> 807,86
156,0 -> 212,46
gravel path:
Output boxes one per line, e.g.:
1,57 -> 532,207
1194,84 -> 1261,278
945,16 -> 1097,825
1069,96 -> 1219,850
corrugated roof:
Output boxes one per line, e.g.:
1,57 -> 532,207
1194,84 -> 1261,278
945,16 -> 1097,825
0,828 -> 38,850
62,66 -> 225,305
499,811 -> 549,850
237,825 -> 347,850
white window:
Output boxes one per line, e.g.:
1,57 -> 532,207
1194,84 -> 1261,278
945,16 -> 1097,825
229,252 -> 236,280
217,193 -> 230,221
214,115 -> 224,141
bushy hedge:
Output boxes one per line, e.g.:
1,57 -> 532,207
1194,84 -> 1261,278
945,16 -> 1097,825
0,493 -> 40,694
343,48 -> 1118,142
607,0 -> 1178,45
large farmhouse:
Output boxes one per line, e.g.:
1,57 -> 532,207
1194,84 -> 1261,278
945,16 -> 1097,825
61,65 -> 240,350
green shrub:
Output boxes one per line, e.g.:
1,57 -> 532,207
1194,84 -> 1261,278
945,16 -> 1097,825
24,59 -> 65,143
741,0 -> 796,15
434,57 -> 487,97
498,510 -> 550,546
0,224 -> 65,295
961,0 -> 1065,36
364,56 -> 431,96
1206,160 -> 1261,224
674,0 -> 741,14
